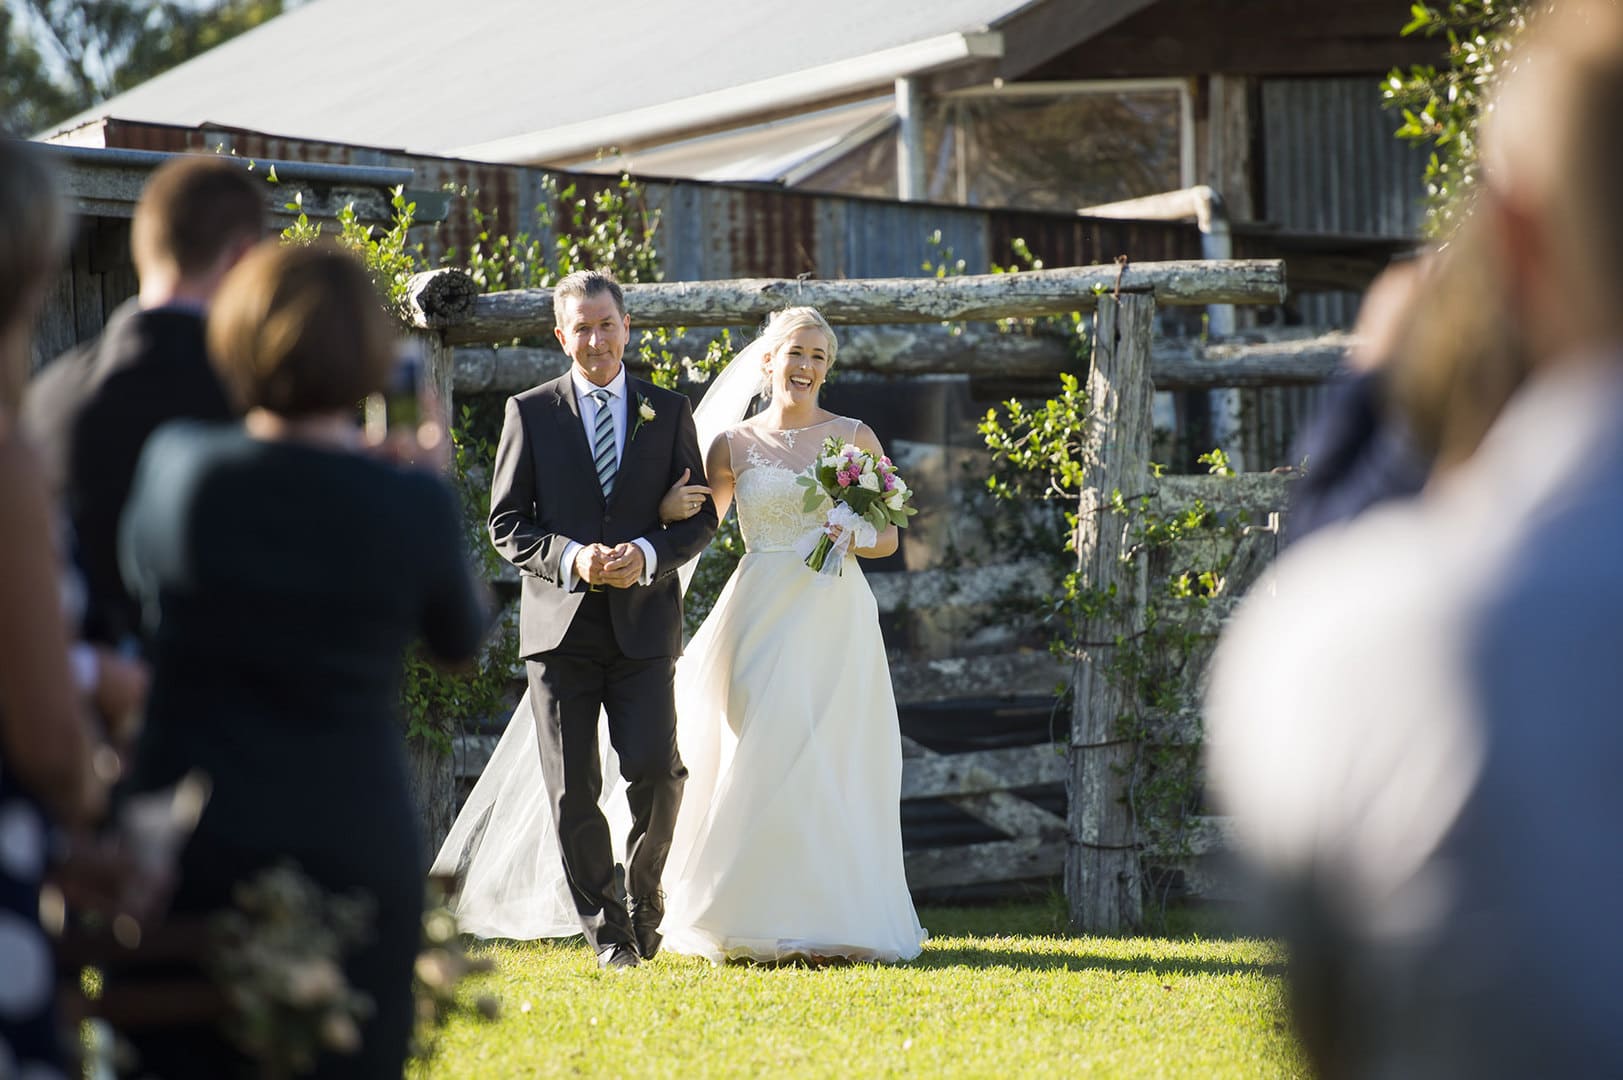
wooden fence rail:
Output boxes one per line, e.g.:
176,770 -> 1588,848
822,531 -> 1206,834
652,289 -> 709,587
449,329 -> 1350,393
407,260 -> 1287,344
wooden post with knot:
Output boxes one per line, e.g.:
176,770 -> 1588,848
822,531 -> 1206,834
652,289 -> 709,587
1067,289 -> 1155,933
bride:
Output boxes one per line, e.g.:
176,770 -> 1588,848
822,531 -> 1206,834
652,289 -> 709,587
434,307 -> 925,964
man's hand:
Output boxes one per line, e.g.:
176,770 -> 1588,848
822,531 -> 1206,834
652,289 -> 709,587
598,543 -> 646,589
573,543 -> 613,587
573,543 -> 645,588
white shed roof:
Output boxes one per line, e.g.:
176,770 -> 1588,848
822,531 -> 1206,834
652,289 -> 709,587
48,0 -> 1088,160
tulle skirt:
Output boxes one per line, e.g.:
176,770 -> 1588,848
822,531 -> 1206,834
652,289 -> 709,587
432,550 -> 925,963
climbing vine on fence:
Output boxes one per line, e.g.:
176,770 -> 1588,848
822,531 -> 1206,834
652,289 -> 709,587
979,321 -> 1250,918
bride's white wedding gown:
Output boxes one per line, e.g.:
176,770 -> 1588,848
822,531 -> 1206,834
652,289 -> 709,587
432,415 -> 925,963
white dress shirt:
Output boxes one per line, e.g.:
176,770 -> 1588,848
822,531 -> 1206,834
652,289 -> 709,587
560,365 -> 657,590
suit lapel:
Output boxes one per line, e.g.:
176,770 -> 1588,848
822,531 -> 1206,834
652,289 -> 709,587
546,377 -> 606,507
611,378 -> 659,504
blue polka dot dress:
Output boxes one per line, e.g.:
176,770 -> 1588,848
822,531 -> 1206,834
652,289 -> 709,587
0,766 -> 67,1077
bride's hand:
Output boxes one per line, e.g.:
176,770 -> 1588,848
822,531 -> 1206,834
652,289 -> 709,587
659,469 -> 712,524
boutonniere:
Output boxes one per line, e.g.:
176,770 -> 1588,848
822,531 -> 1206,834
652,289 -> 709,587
632,394 -> 656,439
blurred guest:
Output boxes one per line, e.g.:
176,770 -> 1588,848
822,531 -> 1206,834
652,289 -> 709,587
1207,3 -> 1623,1076
0,135 -> 132,1076
24,154 -> 263,649
1283,259 -> 1432,544
115,242 -> 487,1078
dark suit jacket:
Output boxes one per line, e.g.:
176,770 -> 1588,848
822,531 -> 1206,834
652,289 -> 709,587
488,372 -> 717,660
22,301 -> 234,644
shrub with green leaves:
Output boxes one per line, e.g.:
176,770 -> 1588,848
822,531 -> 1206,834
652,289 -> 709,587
1383,1 -> 1531,235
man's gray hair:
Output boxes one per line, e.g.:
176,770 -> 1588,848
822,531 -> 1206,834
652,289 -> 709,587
552,268 -> 626,326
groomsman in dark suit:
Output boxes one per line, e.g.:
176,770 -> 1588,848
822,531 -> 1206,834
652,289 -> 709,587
488,269 -> 717,969
24,155 -> 264,648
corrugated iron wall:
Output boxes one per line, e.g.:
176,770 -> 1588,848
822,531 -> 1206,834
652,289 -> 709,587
1260,76 -> 1427,325
88,119 -> 1211,284
1248,77 -> 1427,467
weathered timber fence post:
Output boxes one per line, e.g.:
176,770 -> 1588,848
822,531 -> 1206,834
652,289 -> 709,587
1068,291 -> 1156,933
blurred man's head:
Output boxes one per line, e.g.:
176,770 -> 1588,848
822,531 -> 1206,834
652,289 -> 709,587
132,155 -> 266,310
207,241 -> 396,419
1481,0 -> 1623,361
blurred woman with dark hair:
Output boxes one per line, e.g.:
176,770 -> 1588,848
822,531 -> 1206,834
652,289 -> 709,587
117,241 -> 487,1078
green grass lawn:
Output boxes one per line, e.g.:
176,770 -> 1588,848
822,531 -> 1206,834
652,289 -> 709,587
413,900 -> 1304,1078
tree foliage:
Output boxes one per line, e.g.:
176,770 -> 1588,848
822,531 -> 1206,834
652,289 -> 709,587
1382,0 -> 1532,235
3,0 -> 296,135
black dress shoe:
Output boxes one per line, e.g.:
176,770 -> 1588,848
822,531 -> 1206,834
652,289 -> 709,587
630,898 -> 664,960
597,943 -> 640,971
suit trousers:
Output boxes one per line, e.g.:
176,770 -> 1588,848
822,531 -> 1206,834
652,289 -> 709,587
526,590 -> 685,952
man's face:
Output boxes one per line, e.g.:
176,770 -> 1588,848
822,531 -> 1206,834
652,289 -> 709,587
555,291 -> 630,387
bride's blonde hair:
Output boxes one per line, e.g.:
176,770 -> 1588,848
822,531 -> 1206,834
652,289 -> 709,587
756,306 -> 838,399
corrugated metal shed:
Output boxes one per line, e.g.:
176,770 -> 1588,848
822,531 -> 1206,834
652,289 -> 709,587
68,118 -> 1224,287
1260,76 -> 1428,326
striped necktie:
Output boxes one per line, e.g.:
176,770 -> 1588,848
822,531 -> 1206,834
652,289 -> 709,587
589,388 -> 617,497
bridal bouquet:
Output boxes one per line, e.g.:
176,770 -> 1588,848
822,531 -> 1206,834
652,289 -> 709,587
795,436 -> 917,575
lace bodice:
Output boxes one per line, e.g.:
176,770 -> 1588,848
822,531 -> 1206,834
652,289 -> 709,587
728,417 -> 861,553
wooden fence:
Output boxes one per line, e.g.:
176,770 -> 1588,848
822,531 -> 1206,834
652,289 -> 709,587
410,258 -> 1316,931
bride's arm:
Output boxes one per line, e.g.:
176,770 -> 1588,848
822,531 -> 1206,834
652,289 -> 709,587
851,423 -> 900,559
704,431 -> 736,521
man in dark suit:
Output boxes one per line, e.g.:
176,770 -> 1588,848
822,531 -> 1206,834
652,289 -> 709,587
488,269 -> 717,970
24,155 -> 264,648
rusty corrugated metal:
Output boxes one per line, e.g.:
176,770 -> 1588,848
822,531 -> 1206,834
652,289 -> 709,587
88,118 -> 1230,288
1259,76 -> 1427,327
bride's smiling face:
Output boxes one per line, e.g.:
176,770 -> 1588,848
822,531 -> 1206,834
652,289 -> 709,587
764,327 -> 832,404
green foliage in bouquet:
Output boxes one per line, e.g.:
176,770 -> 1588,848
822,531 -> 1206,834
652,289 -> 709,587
410,878 -> 499,1064
797,437 -> 917,528
209,864 -> 375,1078
796,437 -> 916,573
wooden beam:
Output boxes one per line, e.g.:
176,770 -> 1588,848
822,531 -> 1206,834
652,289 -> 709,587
1152,332 -> 1347,387
996,0 -> 1162,80
1151,473 -> 1294,518
409,260 -> 1289,344
451,328 -> 1343,391
899,736 -> 1067,842
899,743 -> 1068,801
1023,0 -> 1446,80
905,837 -> 1063,888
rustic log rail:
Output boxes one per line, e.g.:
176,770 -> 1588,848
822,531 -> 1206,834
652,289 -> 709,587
449,328 -> 1349,393
406,260 -> 1287,344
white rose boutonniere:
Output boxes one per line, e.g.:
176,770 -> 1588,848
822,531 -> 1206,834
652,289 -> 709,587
632,395 -> 656,439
